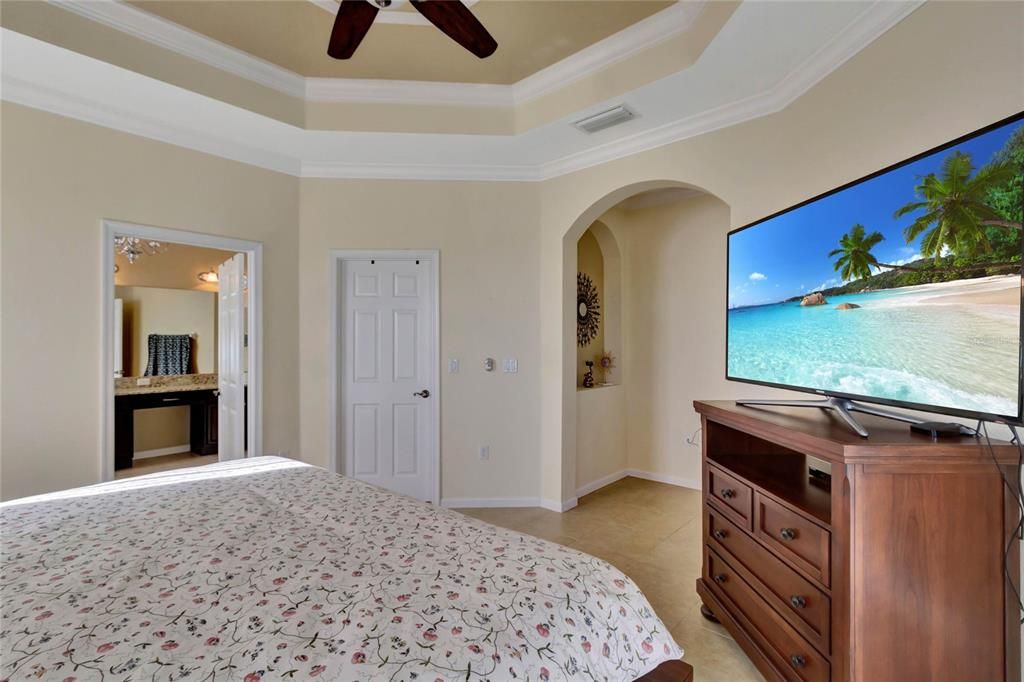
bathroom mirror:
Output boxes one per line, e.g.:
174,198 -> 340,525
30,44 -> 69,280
114,286 -> 217,378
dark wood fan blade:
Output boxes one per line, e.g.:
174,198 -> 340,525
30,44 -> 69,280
328,0 -> 379,59
409,0 -> 497,58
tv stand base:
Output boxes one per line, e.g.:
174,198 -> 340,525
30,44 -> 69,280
735,396 -> 977,438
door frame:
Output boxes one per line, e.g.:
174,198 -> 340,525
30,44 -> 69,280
328,249 -> 440,504
101,219 -> 263,482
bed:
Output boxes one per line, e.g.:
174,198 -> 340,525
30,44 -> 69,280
0,457 -> 691,681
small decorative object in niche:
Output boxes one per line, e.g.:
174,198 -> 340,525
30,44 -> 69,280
577,272 -> 601,347
583,361 -> 595,388
597,351 -> 616,383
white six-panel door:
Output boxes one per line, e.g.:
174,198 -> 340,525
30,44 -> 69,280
218,253 -> 246,461
340,255 -> 436,502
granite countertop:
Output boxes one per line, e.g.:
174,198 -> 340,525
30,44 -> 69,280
115,373 -> 217,396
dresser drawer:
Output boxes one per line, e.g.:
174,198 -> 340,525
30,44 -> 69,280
707,465 -> 753,530
708,506 -> 830,653
707,549 -> 830,682
755,493 -> 831,587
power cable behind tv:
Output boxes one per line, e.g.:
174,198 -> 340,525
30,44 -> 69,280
981,422 -> 1024,625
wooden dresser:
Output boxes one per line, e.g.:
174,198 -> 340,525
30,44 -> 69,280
694,400 -> 1021,682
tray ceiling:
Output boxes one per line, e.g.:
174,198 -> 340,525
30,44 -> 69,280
126,0 -> 673,84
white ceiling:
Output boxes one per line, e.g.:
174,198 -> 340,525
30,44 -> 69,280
1,1 -> 923,181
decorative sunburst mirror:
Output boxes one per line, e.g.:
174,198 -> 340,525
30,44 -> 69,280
577,272 -> 601,347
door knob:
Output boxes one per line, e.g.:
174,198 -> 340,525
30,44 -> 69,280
413,389 -> 431,398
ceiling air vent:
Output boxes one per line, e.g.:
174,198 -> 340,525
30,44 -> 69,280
573,105 -> 635,134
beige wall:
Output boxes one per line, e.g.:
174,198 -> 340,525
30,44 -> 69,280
539,0 -> 1024,504
298,179 -> 542,503
1,1 -> 1021,506
0,103 -> 300,500
576,229 -> 605,387
576,385 -> 627,491
616,196 -> 730,485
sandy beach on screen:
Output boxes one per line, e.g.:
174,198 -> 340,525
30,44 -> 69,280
914,274 -> 1020,306
866,274 -> 1019,307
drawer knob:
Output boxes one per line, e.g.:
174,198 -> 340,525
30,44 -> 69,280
790,595 -> 807,609
720,488 -> 736,499
713,573 -> 727,584
713,529 -> 728,540
790,655 -> 806,669
779,527 -> 798,541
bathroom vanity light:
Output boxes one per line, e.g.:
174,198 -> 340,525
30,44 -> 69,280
197,270 -> 219,283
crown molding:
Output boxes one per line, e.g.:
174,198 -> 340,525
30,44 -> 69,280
304,77 -> 513,107
300,160 -> 535,182
48,0 -> 307,98
768,0 -> 922,106
4,1 -> 925,183
48,0 -> 702,108
536,0 -> 923,180
511,1 -> 704,105
1,72 -> 302,176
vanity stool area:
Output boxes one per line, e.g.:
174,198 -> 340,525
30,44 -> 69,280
114,374 -> 218,470
694,400 -> 1021,682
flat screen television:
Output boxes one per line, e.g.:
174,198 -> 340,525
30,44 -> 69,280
727,112 -> 1024,426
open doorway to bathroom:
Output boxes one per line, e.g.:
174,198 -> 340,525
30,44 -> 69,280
102,221 -> 263,482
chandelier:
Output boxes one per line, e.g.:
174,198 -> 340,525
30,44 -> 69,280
114,235 -> 167,264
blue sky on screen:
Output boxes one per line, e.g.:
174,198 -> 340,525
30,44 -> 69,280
728,118 -> 1022,308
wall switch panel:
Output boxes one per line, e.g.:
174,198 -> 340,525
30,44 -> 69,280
479,445 -> 490,461
448,358 -> 460,373
503,358 -> 518,373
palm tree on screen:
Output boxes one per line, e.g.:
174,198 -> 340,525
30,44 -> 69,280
894,151 -> 1021,261
828,224 -> 885,282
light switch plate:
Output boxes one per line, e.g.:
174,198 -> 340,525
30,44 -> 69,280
448,358 -> 460,373
503,358 -> 518,373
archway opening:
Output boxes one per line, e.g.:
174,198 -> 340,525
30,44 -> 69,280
562,182 -> 731,504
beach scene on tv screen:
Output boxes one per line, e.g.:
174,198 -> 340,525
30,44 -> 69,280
728,116 -> 1023,417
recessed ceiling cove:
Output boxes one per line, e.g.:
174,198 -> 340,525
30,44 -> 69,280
125,0 -> 673,83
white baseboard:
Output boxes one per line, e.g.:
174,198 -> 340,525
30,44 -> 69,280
443,470 -> 699,512
134,444 -> 191,460
625,468 -> 702,491
441,497 -> 540,509
540,497 -> 578,513
575,469 -> 630,498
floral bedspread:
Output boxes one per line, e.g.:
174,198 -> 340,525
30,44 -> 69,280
1,457 -> 681,681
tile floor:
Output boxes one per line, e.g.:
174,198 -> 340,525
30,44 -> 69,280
459,476 -> 763,682
114,451 -> 218,479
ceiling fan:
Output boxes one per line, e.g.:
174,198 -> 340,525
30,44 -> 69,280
328,0 -> 498,60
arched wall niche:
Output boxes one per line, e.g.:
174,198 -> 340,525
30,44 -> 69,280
574,219 -> 626,493
575,220 -> 622,388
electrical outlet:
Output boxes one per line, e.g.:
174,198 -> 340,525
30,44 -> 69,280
479,445 -> 490,461
136,377 -> 151,386
448,358 -> 460,373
